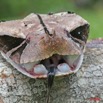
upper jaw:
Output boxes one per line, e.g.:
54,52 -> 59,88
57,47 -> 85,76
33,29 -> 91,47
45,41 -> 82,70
20,34 -> 83,64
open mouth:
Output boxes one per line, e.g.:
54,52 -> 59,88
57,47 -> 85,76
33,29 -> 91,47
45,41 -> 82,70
21,53 -> 83,78
1,51 -> 83,78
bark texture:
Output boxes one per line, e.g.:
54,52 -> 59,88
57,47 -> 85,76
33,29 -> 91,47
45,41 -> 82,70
0,41 -> 103,103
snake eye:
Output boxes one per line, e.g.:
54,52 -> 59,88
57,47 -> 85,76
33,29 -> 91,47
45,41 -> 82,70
70,24 -> 89,43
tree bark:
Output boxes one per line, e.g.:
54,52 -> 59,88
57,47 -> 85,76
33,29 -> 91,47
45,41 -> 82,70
0,40 -> 103,103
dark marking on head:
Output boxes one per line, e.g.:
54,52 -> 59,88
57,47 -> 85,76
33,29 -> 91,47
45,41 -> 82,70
64,29 -> 71,38
65,29 -> 80,44
24,23 -> 28,27
70,24 -> 89,43
0,20 -> 6,22
0,35 -> 24,52
48,12 -> 53,15
67,11 -> 74,14
37,14 -> 52,36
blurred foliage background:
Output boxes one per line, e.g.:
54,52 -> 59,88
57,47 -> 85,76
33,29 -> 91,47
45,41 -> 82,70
0,0 -> 103,39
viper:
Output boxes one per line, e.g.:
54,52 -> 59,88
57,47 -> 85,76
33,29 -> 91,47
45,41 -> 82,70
0,12 -> 89,103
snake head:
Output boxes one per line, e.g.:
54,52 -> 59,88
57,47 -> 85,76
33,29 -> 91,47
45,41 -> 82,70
0,12 -> 89,78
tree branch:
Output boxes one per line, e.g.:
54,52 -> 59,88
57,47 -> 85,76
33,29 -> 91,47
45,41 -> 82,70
0,40 -> 103,103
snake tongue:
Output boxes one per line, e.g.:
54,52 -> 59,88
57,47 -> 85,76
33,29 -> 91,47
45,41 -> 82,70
47,66 -> 56,88
46,66 -> 56,103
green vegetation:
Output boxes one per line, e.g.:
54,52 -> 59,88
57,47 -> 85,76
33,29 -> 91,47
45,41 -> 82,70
0,0 -> 103,39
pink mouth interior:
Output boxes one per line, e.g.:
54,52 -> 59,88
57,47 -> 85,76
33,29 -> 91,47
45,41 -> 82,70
21,54 -> 83,78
